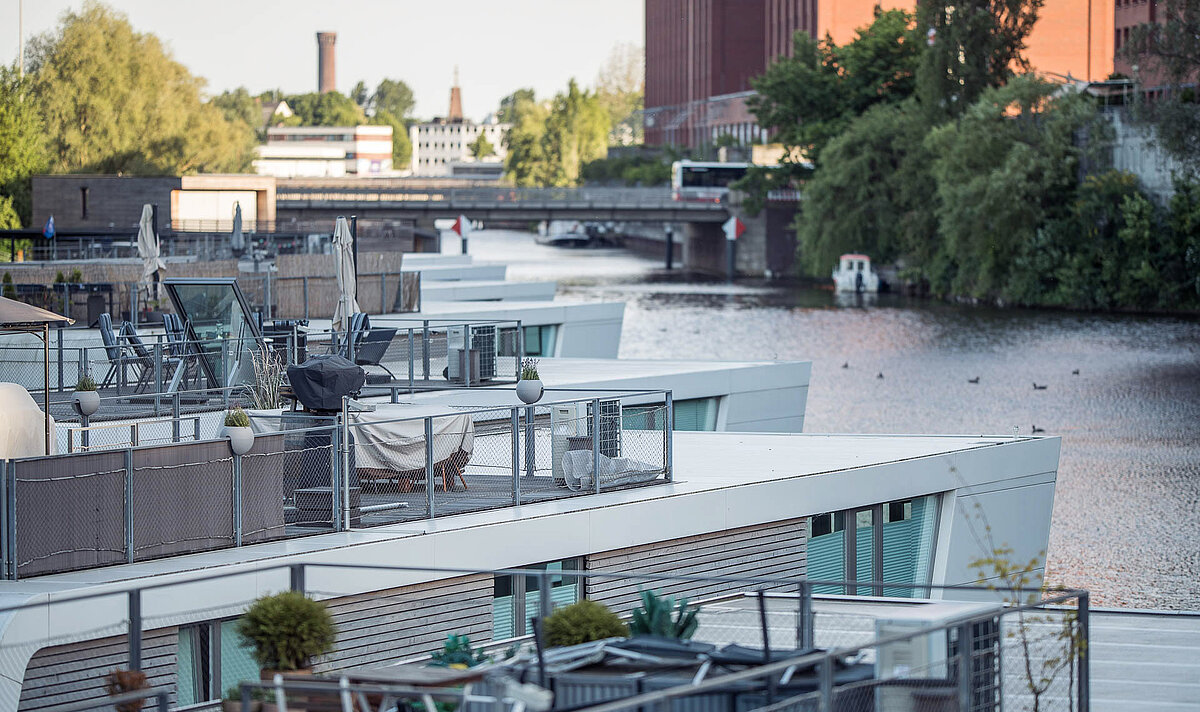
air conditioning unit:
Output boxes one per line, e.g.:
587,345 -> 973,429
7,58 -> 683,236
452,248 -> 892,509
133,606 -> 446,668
873,602 -> 1000,712
550,399 -> 621,485
447,325 -> 498,383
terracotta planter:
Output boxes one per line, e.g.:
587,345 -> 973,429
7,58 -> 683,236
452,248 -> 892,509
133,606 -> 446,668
222,701 -> 261,712
72,390 -> 100,417
516,378 -> 544,404
224,425 -> 255,455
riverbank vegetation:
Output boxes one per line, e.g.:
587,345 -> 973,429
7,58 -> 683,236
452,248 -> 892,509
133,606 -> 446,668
745,0 -> 1200,311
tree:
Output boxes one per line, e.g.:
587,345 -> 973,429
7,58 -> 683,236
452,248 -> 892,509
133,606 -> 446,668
795,100 -> 936,275
1119,0 -> 1200,174
925,76 -> 1101,299
369,109 -> 412,170
503,92 -> 550,186
541,80 -> 610,186
594,42 -> 644,146
350,80 -> 370,108
498,88 -> 536,123
748,10 -> 923,163
503,81 -> 609,187
372,79 -> 415,120
286,91 -> 364,126
468,132 -> 495,159
211,87 -> 260,129
26,1 -> 253,175
0,67 -> 49,227
915,0 -> 1042,119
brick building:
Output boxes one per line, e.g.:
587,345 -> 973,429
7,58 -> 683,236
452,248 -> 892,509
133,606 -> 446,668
645,0 -> 1121,147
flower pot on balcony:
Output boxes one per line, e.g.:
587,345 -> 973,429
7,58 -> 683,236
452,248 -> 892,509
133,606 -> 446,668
72,390 -> 100,417
516,378 -> 543,404
224,426 -> 255,456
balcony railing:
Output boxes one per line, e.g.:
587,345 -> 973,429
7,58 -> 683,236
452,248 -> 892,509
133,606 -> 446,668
0,389 -> 673,580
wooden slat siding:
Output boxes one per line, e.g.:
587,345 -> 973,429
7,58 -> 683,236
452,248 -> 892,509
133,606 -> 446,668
18,628 -> 177,711
586,519 -> 807,614
316,574 -> 494,673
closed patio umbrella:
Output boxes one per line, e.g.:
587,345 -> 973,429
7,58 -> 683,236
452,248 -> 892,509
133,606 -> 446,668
136,204 -> 165,303
332,216 -> 359,333
231,202 -> 245,254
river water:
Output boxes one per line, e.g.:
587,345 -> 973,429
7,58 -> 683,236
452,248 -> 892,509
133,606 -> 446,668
461,230 -> 1200,610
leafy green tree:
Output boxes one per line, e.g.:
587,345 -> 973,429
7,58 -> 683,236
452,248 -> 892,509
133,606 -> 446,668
1119,0 -> 1200,174
350,80 -> 370,108
594,42 -> 644,146
915,0 -> 1042,119
468,132 -> 495,159
498,88 -> 536,123
503,92 -> 550,186
0,67 -> 49,226
796,99 -> 936,275
925,76 -> 1101,299
286,91 -> 364,127
747,9 -> 922,163
369,109 -> 412,169
26,1 -> 253,174
372,79 -> 415,120
211,87 -> 260,129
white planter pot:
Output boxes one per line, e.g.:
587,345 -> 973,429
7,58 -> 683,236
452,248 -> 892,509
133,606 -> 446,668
224,426 -> 255,456
72,390 -> 100,417
516,379 -> 544,404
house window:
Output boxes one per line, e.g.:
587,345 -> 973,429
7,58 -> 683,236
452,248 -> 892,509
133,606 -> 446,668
492,558 -> 582,639
671,397 -> 719,431
807,495 -> 939,598
80,187 -> 89,219
176,619 -> 260,706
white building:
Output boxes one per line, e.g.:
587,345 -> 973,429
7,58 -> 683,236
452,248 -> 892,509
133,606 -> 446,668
253,125 -> 394,178
410,117 -> 509,177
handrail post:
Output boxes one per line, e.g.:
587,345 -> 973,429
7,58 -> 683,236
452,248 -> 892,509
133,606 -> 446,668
592,398 -> 602,494
515,321 -> 524,380
0,459 -> 8,580
538,570 -> 552,620
289,563 -> 305,593
524,406 -> 535,478
380,273 -> 387,314
818,655 -> 833,712
422,321 -> 430,380
407,328 -> 415,393
425,417 -> 435,519
331,424 -> 342,532
128,589 -> 142,671
957,620 -> 973,712
511,408 -> 521,506
800,580 -> 814,649
233,454 -> 243,546
124,449 -> 134,564
341,408 -> 352,530
302,276 -> 309,321
56,331 -> 64,392
172,393 -> 181,443
1078,592 -> 1090,712
664,390 -> 673,482
80,413 -> 90,451
4,461 -> 14,580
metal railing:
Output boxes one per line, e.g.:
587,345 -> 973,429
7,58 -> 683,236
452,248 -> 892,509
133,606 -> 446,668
1,389 -> 673,580
0,560 -> 1088,712
4,316 -> 521,407
276,186 -> 691,208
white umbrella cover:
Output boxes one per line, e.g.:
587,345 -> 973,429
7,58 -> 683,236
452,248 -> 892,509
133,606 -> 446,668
137,204 -> 166,301
332,216 -> 359,332
231,203 -> 245,252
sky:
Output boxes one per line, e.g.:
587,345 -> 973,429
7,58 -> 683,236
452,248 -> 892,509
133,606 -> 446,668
0,0 -> 645,120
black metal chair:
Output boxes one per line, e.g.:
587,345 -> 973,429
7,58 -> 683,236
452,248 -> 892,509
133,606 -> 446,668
346,313 -> 397,381
98,313 -> 146,390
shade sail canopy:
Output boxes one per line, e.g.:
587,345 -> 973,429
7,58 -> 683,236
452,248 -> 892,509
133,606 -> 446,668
0,296 -> 73,329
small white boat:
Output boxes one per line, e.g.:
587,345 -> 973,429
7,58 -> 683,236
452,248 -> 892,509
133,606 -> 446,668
832,253 -> 880,293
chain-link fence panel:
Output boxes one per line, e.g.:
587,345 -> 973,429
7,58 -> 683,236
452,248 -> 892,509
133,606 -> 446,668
130,441 -> 235,562
241,428 -> 337,542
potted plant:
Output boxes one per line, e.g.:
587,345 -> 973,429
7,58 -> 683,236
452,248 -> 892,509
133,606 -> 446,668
516,358 -> 543,404
428,634 -> 490,669
73,375 -> 100,417
102,668 -> 149,712
544,599 -> 629,647
235,590 -> 337,679
223,407 -> 255,456
222,685 -> 270,712
628,590 -> 699,640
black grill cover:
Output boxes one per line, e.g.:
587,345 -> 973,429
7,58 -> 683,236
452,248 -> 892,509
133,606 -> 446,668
287,355 -> 366,412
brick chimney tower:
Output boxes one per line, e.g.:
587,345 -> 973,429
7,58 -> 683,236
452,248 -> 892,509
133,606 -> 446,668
317,32 -> 337,94
448,66 -> 463,122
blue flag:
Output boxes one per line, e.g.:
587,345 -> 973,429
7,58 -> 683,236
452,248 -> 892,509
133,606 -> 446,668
42,216 -> 55,239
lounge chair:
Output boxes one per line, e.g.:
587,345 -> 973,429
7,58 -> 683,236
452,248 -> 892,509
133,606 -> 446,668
162,313 -> 198,392
97,313 -> 147,390
343,313 -> 398,381
120,321 -> 184,393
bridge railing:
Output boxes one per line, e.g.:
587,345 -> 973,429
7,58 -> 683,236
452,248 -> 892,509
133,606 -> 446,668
276,185 -> 690,208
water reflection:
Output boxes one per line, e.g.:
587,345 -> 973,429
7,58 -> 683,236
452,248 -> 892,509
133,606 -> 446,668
468,230 -> 1200,609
